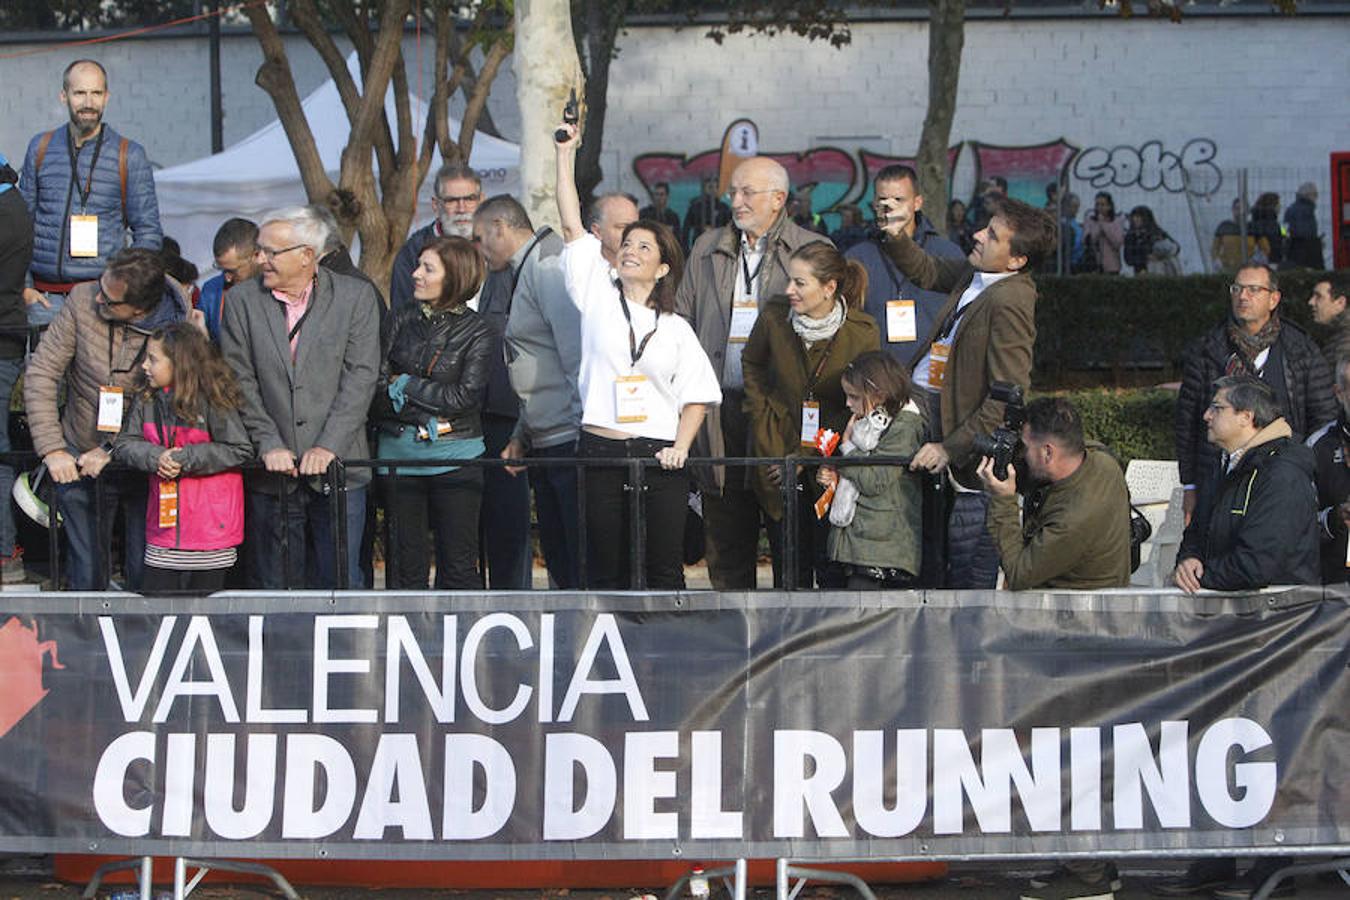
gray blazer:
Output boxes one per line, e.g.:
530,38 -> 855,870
220,267 -> 381,490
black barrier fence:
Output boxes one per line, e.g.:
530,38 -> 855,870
0,450 -> 944,593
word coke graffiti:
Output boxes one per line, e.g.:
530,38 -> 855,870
1072,139 -> 1222,197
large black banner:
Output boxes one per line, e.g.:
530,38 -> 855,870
0,588 -> 1345,860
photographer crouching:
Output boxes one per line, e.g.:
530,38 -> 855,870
975,394 -> 1132,592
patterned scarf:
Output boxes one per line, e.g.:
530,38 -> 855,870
1224,313 -> 1281,376
790,298 -> 846,346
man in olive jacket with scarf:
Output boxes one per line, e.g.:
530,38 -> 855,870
1175,263 -> 1334,525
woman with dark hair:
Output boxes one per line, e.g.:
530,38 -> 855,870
946,199 -> 971,253
1248,192 -> 1284,266
1082,191 -> 1124,274
1123,205 -> 1181,275
371,236 -> 492,589
554,122 -> 721,590
742,240 -> 881,588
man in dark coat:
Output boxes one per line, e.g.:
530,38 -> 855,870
1282,182 -> 1324,270
1174,375 -> 1318,592
1174,263 -> 1335,525
1306,356 -> 1350,584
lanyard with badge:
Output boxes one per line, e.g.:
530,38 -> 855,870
926,300 -> 971,391
97,325 -> 147,435
799,335 -> 838,447
152,391 -> 180,530
67,126 -> 106,258
729,247 -> 766,343
614,290 -> 660,424
879,251 -> 918,345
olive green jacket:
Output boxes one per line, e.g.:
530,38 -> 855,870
986,445 -> 1132,591
826,408 -> 925,574
741,297 -> 880,519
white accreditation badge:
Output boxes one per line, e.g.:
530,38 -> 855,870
96,386 -> 125,433
886,300 -> 917,343
70,215 -> 99,258
614,374 -> 653,424
729,298 -> 759,343
800,400 -> 821,448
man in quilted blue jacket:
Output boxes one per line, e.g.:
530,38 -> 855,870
19,59 -> 162,324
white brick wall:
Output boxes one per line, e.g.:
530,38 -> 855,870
1,16 -> 1345,271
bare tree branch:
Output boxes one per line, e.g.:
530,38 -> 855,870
244,3 -> 335,203
915,0 -> 966,214
457,18 -> 514,161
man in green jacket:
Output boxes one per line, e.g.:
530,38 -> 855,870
977,396 -> 1130,900
977,396 -> 1132,592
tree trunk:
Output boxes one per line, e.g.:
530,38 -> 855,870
574,0 -> 620,208
515,0 -> 584,233
914,0 -> 965,216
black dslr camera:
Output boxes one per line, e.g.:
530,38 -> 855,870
971,382 -> 1026,480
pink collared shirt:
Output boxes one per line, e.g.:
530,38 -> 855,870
271,280 -> 314,360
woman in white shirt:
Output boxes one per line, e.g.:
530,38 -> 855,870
554,123 -> 721,589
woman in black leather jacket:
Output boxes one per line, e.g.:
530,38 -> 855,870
372,236 -> 492,588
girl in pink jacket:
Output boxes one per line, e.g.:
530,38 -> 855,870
113,322 -> 252,594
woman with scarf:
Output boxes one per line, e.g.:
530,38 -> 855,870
1123,205 -> 1181,275
743,241 -> 881,588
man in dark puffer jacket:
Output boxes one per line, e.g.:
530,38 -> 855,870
1174,263 -> 1334,526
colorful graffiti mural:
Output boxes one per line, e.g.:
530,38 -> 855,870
631,136 -> 1220,232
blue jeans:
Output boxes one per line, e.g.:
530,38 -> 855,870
0,357 -> 21,556
529,440 -> 580,589
57,469 -> 147,590
246,484 -> 367,589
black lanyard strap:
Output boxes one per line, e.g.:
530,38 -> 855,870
67,126 -> 106,212
508,228 -> 550,300
740,246 -> 767,296
802,327 -> 840,401
152,390 -> 178,450
284,279 -> 319,347
618,289 -> 660,368
107,325 -> 149,381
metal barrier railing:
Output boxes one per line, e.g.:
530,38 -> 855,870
1,449 -> 943,593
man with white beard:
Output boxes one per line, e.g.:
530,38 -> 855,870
389,163 -> 482,310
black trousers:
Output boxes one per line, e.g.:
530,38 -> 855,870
578,431 -> 688,590
765,474 -> 843,589
141,565 -> 229,595
382,468 -> 483,590
702,390 -> 768,589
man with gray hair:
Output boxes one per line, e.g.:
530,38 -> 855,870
1283,181 -> 1324,270
676,156 -> 828,589
220,205 -> 381,589
390,163 -> 483,310
587,192 -> 639,267
1172,375 -> 1318,594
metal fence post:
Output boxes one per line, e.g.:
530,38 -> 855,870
628,457 -> 646,590
780,456 -> 797,591
330,459 -> 349,590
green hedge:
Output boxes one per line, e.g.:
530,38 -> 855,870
1033,269 -> 1336,381
1033,388 -> 1177,465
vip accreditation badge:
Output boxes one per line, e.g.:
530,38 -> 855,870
158,479 -> 179,530
800,400 -> 821,447
927,342 -> 952,390
70,214 -> 99,258
886,300 -> 917,343
614,374 -> 653,424
96,386 -> 125,433
729,298 -> 759,343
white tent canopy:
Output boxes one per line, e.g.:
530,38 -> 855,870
155,52 -> 520,273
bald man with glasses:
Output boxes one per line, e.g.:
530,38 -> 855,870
1174,263 -> 1335,526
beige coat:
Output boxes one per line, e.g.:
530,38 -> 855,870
675,212 -> 829,493
24,277 -> 191,459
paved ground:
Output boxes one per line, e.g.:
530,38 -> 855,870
0,857 -> 1345,900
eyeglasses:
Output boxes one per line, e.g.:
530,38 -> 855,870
724,187 -> 779,203
95,280 -> 130,307
255,244 -> 307,261
435,192 -> 480,207
1206,402 -> 1233,413
1229,283 -> 1274,297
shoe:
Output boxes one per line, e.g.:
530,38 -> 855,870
0,546 -> 24,584
1152,860 -> 1238,896
1021,862 -> 1121,900
1212,859 -> 1295,900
